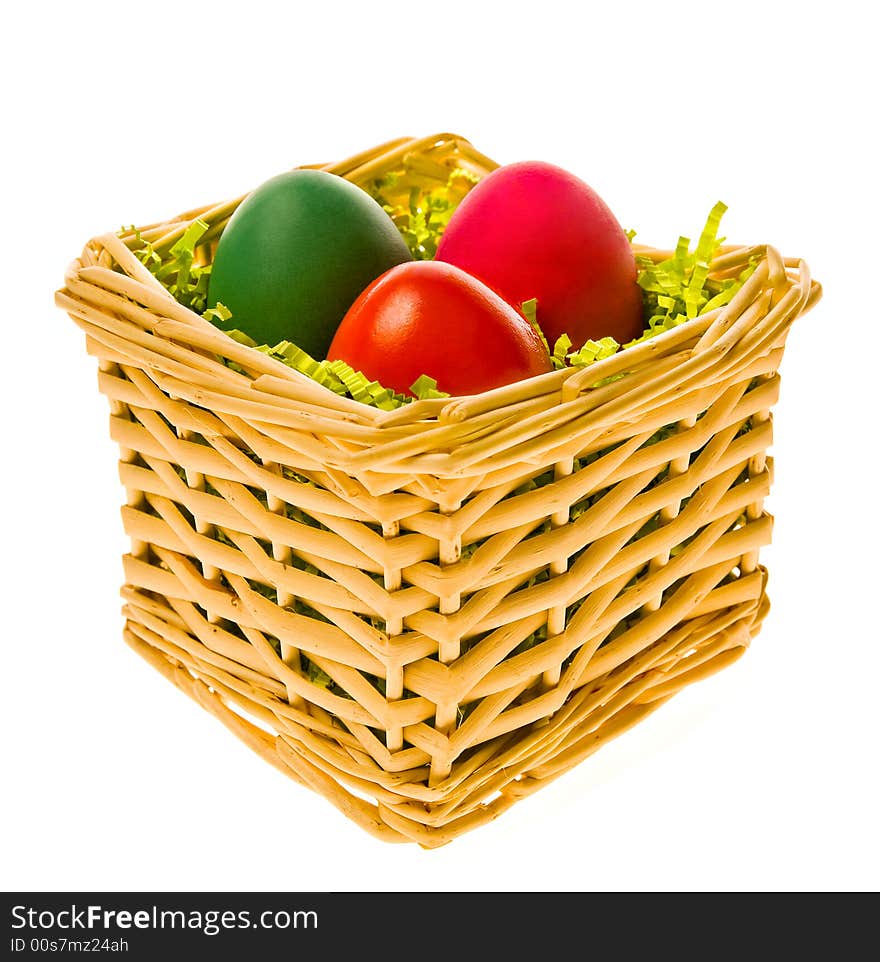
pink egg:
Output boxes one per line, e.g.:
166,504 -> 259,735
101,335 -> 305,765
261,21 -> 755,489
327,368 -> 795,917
435,160 -> 644,349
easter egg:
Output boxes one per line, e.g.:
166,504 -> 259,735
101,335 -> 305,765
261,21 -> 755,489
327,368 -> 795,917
435,160 -> 643,349
326,260 -> 552,397
207,169 -> 412,358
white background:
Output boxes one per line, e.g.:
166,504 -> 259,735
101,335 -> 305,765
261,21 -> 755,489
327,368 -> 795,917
2,1 -> 877,893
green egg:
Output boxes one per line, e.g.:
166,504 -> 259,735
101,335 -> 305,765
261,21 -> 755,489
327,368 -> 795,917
207,168 -> 412,358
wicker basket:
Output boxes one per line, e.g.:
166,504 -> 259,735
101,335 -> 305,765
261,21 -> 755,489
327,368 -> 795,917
55,132 -> 821,848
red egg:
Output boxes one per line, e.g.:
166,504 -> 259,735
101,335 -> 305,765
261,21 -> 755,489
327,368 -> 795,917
326,260 -> 552,397
435,160 -> 644,349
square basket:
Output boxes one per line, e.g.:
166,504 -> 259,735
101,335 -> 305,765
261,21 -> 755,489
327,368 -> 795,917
55,132 -> 821,847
